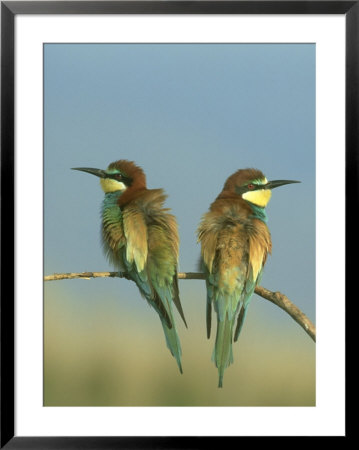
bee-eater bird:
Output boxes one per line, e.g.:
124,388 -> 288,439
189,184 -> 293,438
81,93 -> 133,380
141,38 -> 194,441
197,168 -> 299,387
72,160 -> 187,373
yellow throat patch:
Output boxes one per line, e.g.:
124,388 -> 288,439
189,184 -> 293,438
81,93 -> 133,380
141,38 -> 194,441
242,188 -> 272,207
100,178 -> 127,193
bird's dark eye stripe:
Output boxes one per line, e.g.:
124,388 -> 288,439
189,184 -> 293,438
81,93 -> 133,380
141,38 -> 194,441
106,172 -> 133,186
106,172 -> 122,180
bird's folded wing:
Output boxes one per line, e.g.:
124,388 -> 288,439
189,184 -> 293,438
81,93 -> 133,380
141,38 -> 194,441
123,206 -> 148,273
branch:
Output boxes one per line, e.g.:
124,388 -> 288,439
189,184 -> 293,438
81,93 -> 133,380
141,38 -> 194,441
254,286 -> 316,342
44,271 -> 316,342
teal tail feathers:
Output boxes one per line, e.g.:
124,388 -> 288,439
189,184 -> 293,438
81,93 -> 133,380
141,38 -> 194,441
213,313 -> 234,388
139,276 -> 184,374
160,317 -> 183,373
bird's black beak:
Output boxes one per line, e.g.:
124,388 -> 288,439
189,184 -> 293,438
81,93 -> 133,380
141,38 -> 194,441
71,167 -> 107,178
265,179 -> 301,190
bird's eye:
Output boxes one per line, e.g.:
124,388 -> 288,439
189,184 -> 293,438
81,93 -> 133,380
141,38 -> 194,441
247,184 -> 255,190
115,173 -> 122,180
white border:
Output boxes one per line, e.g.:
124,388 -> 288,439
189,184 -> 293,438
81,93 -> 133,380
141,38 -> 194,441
15,14 -> 345,436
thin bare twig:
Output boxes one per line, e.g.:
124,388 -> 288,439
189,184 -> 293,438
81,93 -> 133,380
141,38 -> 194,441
44,271 -> 316,342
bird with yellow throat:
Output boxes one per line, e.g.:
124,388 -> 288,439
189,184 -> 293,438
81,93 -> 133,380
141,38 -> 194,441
73,160 -> 187,373
197,168 -> 299,387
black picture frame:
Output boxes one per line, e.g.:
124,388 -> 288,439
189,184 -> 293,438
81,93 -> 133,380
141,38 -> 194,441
1,1 -> 353,447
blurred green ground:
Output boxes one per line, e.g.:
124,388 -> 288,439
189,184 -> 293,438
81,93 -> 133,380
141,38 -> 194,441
44,282 -> 315,407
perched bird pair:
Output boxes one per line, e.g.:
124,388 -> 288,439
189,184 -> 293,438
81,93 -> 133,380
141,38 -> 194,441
73,160 -> 299,387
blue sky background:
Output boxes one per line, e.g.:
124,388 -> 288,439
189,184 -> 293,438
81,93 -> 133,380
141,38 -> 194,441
44,43 -> 315,405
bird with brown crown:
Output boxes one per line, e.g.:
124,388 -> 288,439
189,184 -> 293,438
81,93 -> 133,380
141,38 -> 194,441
197,168 -> 299,387
72,160 -> 187,373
